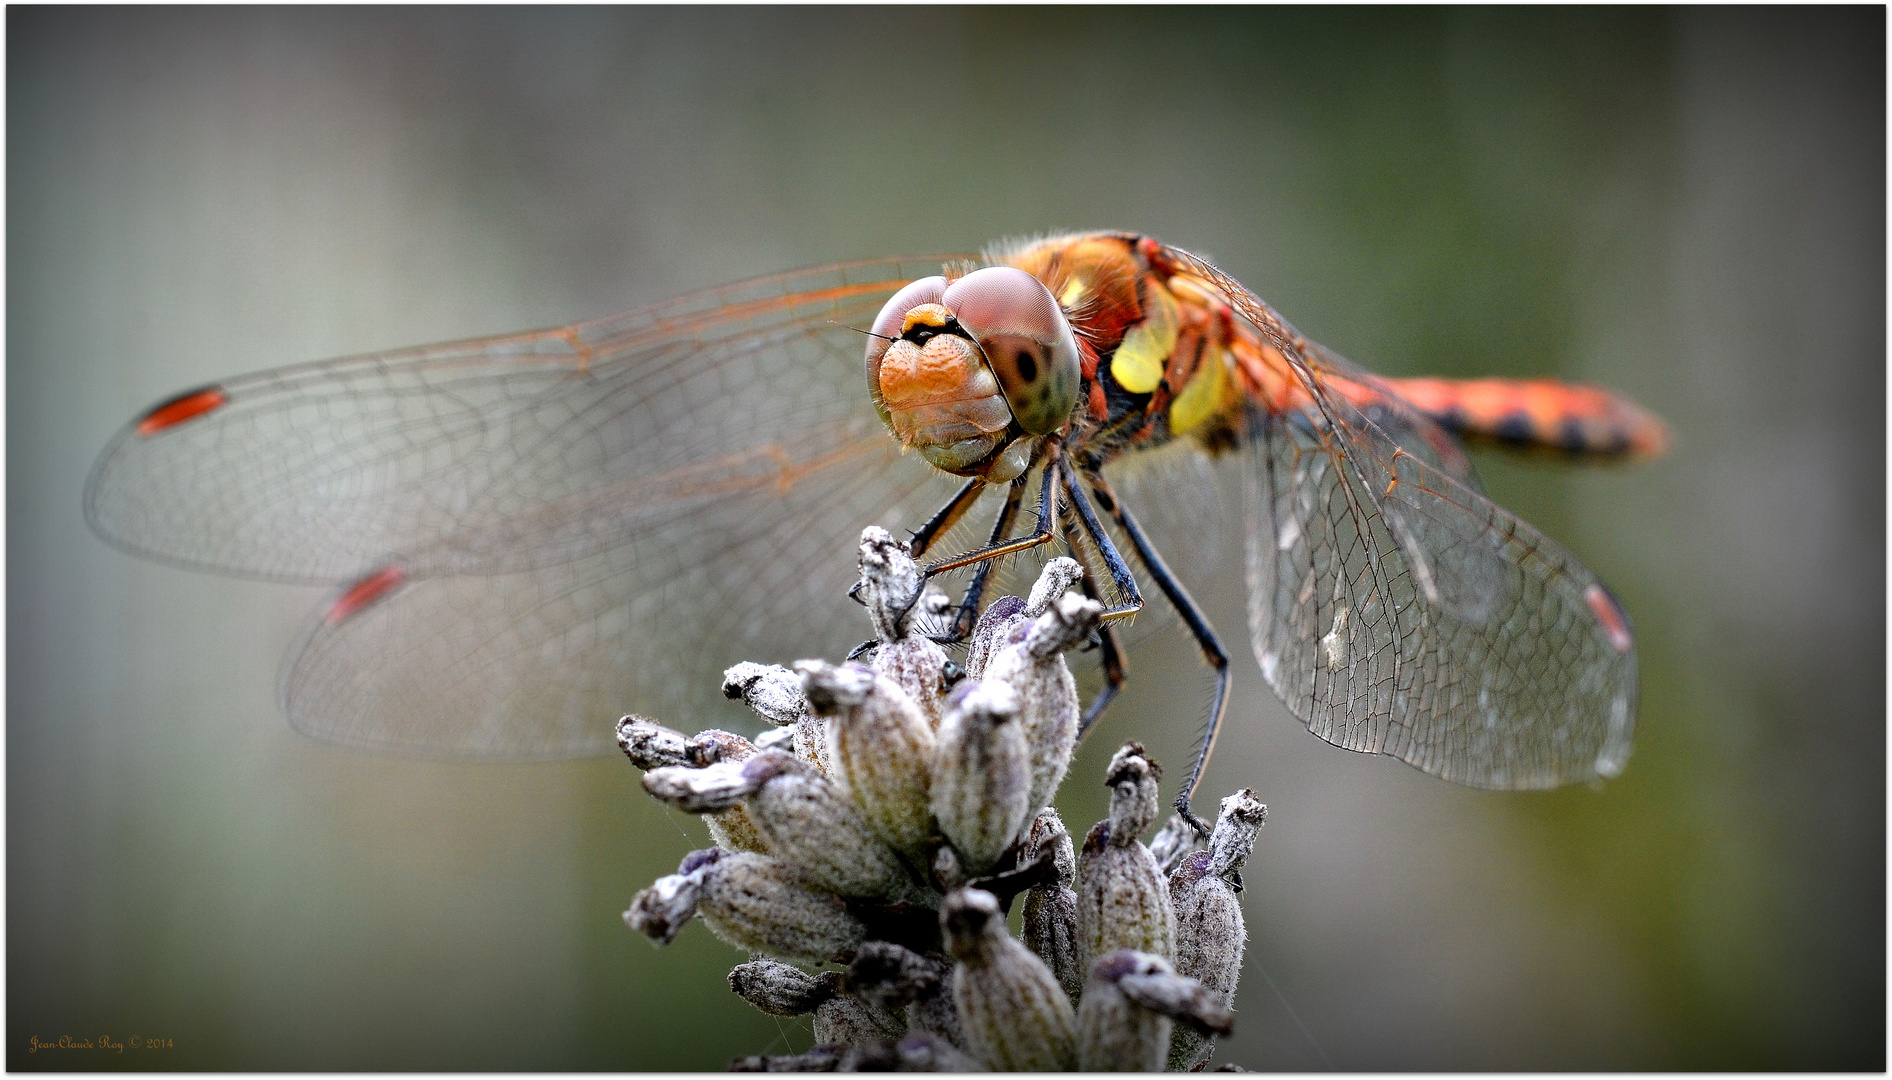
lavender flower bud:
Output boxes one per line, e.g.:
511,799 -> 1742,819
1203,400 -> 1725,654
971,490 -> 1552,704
727,959 -> 841,1016
1077,744 -> 1176,971
641,760 -> 759,814
1076,950 -> 1176,1072
856,528 -> 954,729
1019,808 -> 1084,1004
798,660 -> 935,861
889,1032 -> 986,1072
812,994 -> 908,1047
982,592 -> 1103,820
963,596 -> 1025,680
930,681 -> 1032,875
693,850 -> 867,964
685,728 -> 759,766
723,662 -> 826,773
616,715 -> 691,770
740,750 -> 915,901
623,857 -> 709,946
942,888 -> 1077,1071
1167,790 -> 1264,1069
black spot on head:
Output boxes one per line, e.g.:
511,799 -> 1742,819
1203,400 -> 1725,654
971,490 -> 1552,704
1016,351 -> 1038,382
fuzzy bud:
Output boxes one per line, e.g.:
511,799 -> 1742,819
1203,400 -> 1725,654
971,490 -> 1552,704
624,857 -> 709,946
1019,808 -> 1085,1004
930,680 -> 1033,875
812,994 -> 908,1048
641,760 -> 759,814
687,850 -> 866,965
740,750 -> 916,901
798,660 -> 935,861
856,528 -> 954,729
982,592 -> 1102,820
963,596 -> 1026,680
616,716 -> 691,770
1077,744 -> 1176,972
1077,950 -> 1177,1072
685,728 -> 758,766
723,662 -> 826,773
846,941 -> 961,1047
943,888 -> 1077,1071
727,959 -> 842,1016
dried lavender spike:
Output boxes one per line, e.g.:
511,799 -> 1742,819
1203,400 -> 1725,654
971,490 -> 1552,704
616,716 -> 691,770
930,680 -> 1033,876
982,592 -> 1102,820
1019,808 -> 1085,1004
727,959 -> 842,1016
694,851 -> 867,965
724,661 -> 828,773
1077,744 -> 1176,972
943,888 -> 1077,1071
799,660 -> 936,861
1167,790 -> 1263,1070
739,751 -> 916,901
1076,949 -> 1177,1072
641,760 -> 759,815
1118,970 -> 1234,1037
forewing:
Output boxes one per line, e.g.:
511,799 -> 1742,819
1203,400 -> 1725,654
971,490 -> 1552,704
281,428 -> 956,757
1162,245 -> 1635,788
85,257 -> 957,584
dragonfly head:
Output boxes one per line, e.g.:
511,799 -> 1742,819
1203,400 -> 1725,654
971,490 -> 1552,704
866,266 -> 1081,482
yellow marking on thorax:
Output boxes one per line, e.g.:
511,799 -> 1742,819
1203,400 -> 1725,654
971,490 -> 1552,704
1111,278 -> 1180,394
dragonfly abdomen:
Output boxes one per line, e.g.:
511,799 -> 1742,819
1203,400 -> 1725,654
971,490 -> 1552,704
1385,376 -> 1669,459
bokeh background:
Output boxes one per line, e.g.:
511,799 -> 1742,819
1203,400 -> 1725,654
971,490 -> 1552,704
9,7 -> 1883,1071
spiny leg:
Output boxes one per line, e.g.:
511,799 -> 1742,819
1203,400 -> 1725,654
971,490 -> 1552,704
1084,470 -> 1229,837
907,477 -> 986,560
1057,512 -> 1127,739
922,450 -> 1062,577
941,473 -> 1031,643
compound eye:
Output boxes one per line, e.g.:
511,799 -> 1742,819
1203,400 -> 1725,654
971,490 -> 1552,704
942,267 -> 1082,437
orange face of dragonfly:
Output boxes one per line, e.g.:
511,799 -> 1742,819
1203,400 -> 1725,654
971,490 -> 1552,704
87,230 -> 1666,803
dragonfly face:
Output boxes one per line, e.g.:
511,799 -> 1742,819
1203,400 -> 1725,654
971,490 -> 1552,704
866,266 -> 1082,482
85,231 -> 1665,811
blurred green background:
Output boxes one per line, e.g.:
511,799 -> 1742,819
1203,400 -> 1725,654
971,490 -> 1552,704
9,7 -> 1882,1071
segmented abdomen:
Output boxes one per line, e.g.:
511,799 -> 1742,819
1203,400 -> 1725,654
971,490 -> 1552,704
1385,377 -> 1669,459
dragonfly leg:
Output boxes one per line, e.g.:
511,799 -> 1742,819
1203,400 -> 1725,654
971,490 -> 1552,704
922,454 -> 1061,576
1057,512 -> 1128,739
907,477 -> 986,559
938,474 -> 1031,643
1084,470 -> 1229,839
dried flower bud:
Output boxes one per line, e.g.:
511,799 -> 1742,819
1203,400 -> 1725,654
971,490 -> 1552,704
798,660 -> 935,861
723,662 -> 826,773
1077,744 -> 1176,972
1019,808 -> 1085,1004
616,715 -> 691,770
642,760 -> 759,814
942,888 -> 1077,1071
686,728 -> 759,766
624,857 -> 709,946
930,681 -> 1032,875
740,751 -> 916,901
728,959 -> 842,1016
1023,556 -> 1086,618
1076,949 -> 1177,1072
687,850 -> 867,964
1167,790 -> 1264,1069
855,528 -> 954,729
983,591 -> 1102,820
963,595 -> 1026,680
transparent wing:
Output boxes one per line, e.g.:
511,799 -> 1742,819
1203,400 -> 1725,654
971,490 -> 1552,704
86,257 -> 958,583
1162,245 -> 1635,788
87,257 -> 972,756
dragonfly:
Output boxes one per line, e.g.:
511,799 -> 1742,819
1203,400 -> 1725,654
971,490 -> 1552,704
86,231 -> 1666,823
